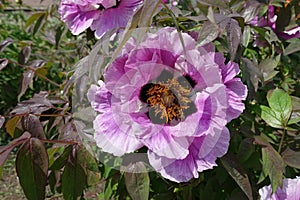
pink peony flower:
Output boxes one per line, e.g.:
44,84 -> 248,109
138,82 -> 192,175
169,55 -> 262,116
250,5 -> 300,46
87,27 -> 247,182
259,177 -> 300,200
59,0 -> 142,38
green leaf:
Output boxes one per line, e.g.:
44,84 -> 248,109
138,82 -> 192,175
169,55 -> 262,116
237,138 -> 255,163
260,105 -> 283,129
241,57 -> 262,93
49,145 -> 72,170
220,153 -> 253,200
258,56 -> 280,83
281,147 -> 300,169
0,164 -> 3,180
262,146 -> 285,192
124,162 -> 150,200
288,96 -> 300,125
62,148 -> 87,200
25,12 -> 45,29
242,26 -> 251,47
77,145 -> 99,172
16,138 -> 49,200
77,145 -> 101,186
255,135 -> 286,192
55,25 -> 65,49
33,13 -> 45,36
260,89 -> 292,128
283,38 -> 300,55
267,88 -> 292,125
196,0 -> 228,9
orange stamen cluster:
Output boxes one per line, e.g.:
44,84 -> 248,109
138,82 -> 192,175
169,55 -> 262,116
142,77 -> 194,125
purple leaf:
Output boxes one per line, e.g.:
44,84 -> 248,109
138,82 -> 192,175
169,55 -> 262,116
0,59 -> 9,71
11,91 -> 53,115
18,46 -> 32,65
21,114 -> 46,139
0,132 -> 31,166
198,21 -> 220,46
0,38 -> 14,53
226,18 -> 241,61
221,153 -> 253,200
0,115 -> 4,128
18,69 -> 34,101
282,147 -> 300,169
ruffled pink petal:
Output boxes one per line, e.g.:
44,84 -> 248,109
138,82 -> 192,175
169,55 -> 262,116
87,81 -> 112,113
93,113 -> 143,156
196,127 -> 229,171
142,129 -> 190,159
59,0 -> 100,35
92,0 -> 142,38
148,150 -> 198,183
148,127 -> 229,182
259,177 -> 300,200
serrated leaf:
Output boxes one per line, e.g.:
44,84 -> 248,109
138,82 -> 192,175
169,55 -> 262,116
281,147 -> 300,169
220,153 -> 253,200
62,155 -> 87,200
5,116 -> 21,137
226,18 -> 241,60
260,105 -> 283,128
124,162 -> 150,200
0,38 -> 13,53
198,21 -> 219,46
21,114 -> 46,139
16,138 -> 48,200
0,59 -> 9,70
267,88 -> 292,125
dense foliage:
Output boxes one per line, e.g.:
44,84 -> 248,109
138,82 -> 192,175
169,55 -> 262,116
0,0 -> 300,199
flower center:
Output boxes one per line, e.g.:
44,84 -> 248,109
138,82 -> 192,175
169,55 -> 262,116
140,70 -> 197,125
98,0 -> 121,10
